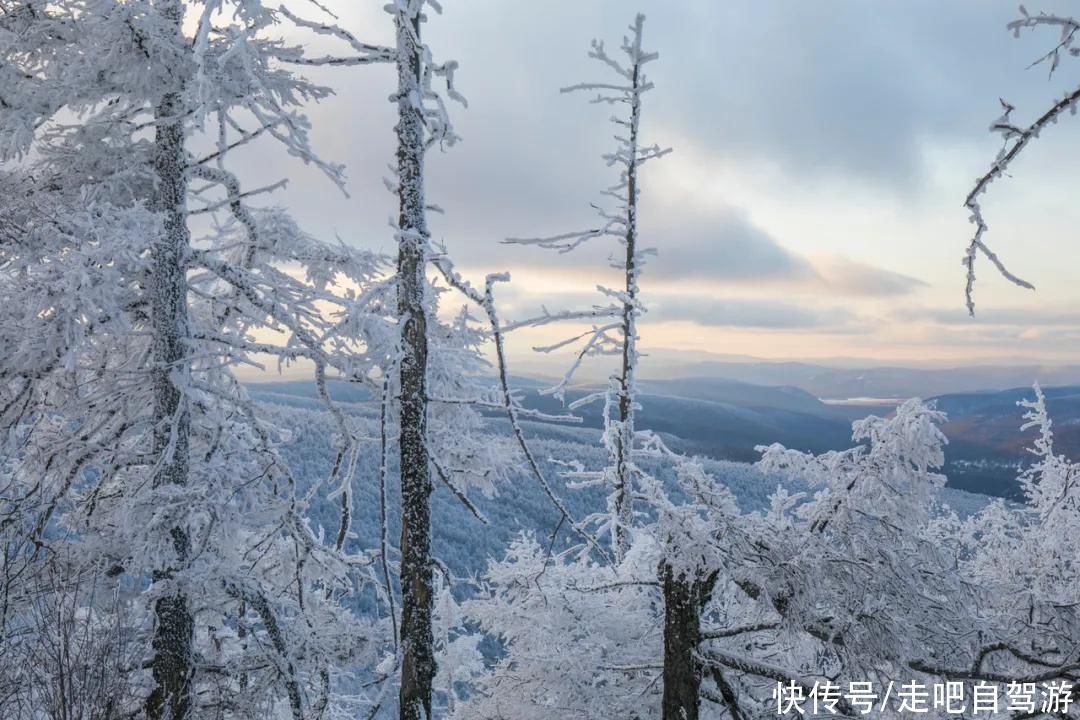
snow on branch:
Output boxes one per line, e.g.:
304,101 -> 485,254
426,443 -> 489,525
277,5 -> 396,65
1009,6 -> 1080,74
495,13 -> 669,564
504,224 -> 620,253
960,8 -> 1080,313
430,257 -> 612,563
500,305 -> 621,334
537,323 -> 621,404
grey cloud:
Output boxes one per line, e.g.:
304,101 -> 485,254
486,281 -> 861,332
438,192 -> 817,286
641,206 -> 815,283
228,0 -> 1080,311
665,0 -> 1080,190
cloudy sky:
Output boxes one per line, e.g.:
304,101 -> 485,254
236,1 -> 1080,372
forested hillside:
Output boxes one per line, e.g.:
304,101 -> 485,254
251,381 -> 994,578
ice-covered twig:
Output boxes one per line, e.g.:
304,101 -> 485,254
431,257 -> 612,563
278,6 -> 395,65
501,305 -> 621,334
961,10 -> 1080,313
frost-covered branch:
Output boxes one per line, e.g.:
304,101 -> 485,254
960,7 -> 1080,313
431,258 -> 611,563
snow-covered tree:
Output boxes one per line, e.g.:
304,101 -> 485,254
280,3 -> 556,717
493,15 -> 746,719
504,12 -> 669,563
0,1 -> 393,717
911,384 -> 1080,698
457,393 -> 973,719
469,16 -> 746,719
0,558 -> 140,720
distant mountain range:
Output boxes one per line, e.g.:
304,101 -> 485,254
247,376 -> 996,576
512,351 -> 1080,400
514,377 -> 859,462
510,376 -> 1063,500
636,359 -> 1080,401
248,366 -> 1073,501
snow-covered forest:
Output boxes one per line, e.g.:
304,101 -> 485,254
2,1 -> 1080,719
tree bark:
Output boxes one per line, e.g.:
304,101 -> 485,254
394,9 -> 434,720
144,1 -> 194,717
660,561 -> 716,720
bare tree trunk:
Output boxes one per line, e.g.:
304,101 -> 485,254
145,1 -> 193,717
660,561 -> 716,720
394,9 -> 434,720
612,23 -> 645,563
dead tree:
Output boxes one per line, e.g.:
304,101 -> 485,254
505,13 -> 669,562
